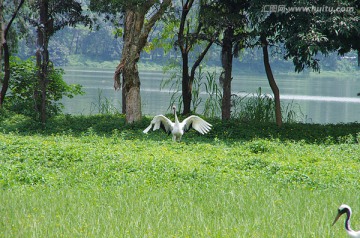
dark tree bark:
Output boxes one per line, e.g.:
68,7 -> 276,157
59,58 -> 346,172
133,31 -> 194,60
261,34 -> 282,127
113,0 -> 171,123
0,0 -> 25,107
221,26 -> 234,120
0,0 -> 3,68
117,10 -> 142,122
0,43 -> 10,107
177,0 -> 213,115
181,51 -> 191,114
178,0 -> 193,115
35,0 -> 51,124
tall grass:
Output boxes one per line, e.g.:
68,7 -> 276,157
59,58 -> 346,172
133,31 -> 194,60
231,87 -> 275,123
161,68 -> 303,122
160,66 -> 222,115
203,71 -> 222,118
1,115 -> 360,237
90,89 -> 121,115
231,87 -> 304,123
1,181 -> 356,237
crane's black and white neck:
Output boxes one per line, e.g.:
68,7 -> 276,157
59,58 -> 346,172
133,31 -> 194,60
333,204 -> 360,238
171,105 -> 182,141
143,105 -> 212,142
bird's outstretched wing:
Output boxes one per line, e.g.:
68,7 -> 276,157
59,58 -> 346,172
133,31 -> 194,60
181,115 -> 212,134
143,115 -> 174,134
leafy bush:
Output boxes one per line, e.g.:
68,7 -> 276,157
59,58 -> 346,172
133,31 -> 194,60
203,71 -> 222,118
7,57 -> 83,119
232,87 -> 276,123
231,87 -> 304,123
247,139 -> 273,154
90,89 -> 121,115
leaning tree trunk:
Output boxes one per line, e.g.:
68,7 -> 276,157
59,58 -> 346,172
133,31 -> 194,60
261,35 -> 282,127
221,27 -> 234,120
182,40 -> 213,116
113,1 -> 171,123
0,0 -> 24,107
177,0 -> 213,115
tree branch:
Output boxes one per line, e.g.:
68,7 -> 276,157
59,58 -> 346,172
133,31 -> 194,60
177,0 -> 193,53
190,40 -> 213,82
138,0 -> 172,50
4,0 -> 25,39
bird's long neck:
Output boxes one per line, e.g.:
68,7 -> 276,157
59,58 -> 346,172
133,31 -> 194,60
173,107 -> 179,124
344,209 -> 353,232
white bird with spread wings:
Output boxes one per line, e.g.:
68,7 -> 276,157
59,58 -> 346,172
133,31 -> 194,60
143,106 -> 212,141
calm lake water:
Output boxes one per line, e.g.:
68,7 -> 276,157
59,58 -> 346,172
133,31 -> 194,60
61,67 -> 360,124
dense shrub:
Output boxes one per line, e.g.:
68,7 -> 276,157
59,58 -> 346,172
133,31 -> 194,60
6,57 -> 83,120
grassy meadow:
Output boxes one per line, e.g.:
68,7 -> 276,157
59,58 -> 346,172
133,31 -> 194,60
1,113 -> 360,237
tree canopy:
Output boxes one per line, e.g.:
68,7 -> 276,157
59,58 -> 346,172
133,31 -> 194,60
1,0 -> 359,124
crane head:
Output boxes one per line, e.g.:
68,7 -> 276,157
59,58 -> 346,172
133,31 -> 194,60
332,204 -> 351,226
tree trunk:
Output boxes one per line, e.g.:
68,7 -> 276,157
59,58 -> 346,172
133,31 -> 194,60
177,0 -> 213,115
0,0 -> 24,107
35,0 -> 50,124
121,78 -> 126,114
0,42 -> 9,106
182,52 -> 191,115
115,10 -> 143,123
113,1 -> 171,123
221,27 -> 233,120
122,52 -> 141,123
178,0 -> 193,115
183,41 -> 213,115
261,35 -> 282,127
0,0 -> 3,69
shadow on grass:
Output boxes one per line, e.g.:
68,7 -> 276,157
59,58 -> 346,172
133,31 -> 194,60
1,112 -> 359,144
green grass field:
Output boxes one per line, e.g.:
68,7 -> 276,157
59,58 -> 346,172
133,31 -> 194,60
1,113 -> 360,237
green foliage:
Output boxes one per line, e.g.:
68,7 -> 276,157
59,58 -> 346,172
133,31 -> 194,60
27,0 -> 91,35
0,114 -> 360,189
231,87 -> 304,123
191,67 -> 204,113
160,58 -> 185,112
247,139 -> 273,154
0,114 -> 360,236
7,57 -> 84,119
161,66 -> 222,116
336,58 -> 357,72
151,20 -> 179,54
90,89 -> 121,115
203,71 -> 222,118
0,114 -> 360,237
232,87 -> 275,123
1,181 -> 356,237
66,55 -> 120,68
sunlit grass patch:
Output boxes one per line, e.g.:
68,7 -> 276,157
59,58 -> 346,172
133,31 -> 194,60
0,114 -> 360,237
0,181 -> 357,237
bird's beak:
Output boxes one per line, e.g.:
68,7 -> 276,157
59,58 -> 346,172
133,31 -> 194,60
332,212 -> 341,226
